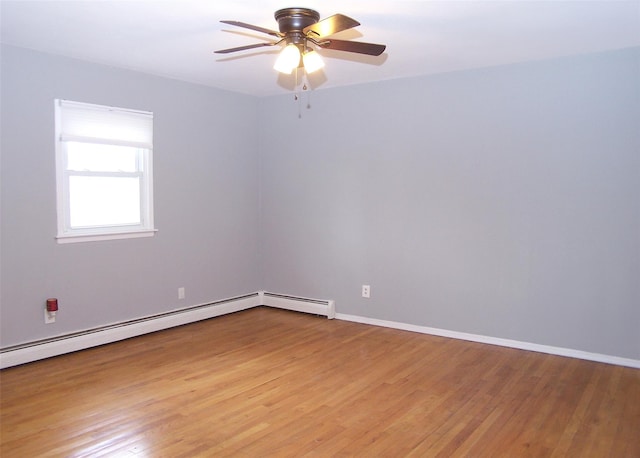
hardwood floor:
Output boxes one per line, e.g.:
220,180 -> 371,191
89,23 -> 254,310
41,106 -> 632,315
1,307 -> 638,457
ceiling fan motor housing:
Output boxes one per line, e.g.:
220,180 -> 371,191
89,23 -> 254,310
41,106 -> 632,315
274,8 -> 320,32
275,8 -> 320,47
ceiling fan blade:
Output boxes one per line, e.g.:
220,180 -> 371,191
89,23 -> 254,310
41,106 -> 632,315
220,20 -> 283,38
303,14 -> 360,38
317,39 -> 386,56
214,42 -> 277,54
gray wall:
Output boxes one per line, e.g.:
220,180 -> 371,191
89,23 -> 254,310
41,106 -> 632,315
258,47 -> 640,359
2,44 -> 638,361
1,45 -> 260,346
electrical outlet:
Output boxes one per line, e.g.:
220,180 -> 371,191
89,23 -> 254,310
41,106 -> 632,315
178,287 -> 185,300
44,308 -> 56,324
362,285 -> 370,298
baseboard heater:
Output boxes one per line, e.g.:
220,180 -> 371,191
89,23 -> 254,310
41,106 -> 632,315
0,291 -> 336,369
0,293 -> 259,369
260,291 -> 335,319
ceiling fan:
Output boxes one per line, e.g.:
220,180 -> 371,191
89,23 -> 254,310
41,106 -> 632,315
215,8 -> 386,75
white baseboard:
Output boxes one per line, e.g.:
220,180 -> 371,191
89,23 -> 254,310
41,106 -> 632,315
0,293 -> 259,369
4,294 -> 635,370
335,313 -> 640,369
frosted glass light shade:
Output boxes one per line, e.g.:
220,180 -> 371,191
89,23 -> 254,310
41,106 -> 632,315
302,50 -> 324,74
274,44 -> 301,74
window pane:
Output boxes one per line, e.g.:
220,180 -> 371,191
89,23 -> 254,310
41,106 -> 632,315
66,142 -> 140,172
69,176 -> 141,228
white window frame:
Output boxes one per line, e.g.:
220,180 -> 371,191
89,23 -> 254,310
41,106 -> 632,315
55,99 -> 156,244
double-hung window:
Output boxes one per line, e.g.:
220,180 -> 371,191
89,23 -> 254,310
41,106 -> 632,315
55,99 -> 155,243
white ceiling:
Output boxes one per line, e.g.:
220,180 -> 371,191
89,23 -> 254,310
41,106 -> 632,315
1,1 -> 639,97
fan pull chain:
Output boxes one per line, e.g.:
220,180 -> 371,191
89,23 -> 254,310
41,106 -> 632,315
294,68 -> 302,118
301,82 -> 308,117
302,72 -> 313,111
292,69 -> 313,118
302,72 -> 314,116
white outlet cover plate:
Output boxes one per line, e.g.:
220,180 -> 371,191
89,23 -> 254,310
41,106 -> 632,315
44,308 -> 56,324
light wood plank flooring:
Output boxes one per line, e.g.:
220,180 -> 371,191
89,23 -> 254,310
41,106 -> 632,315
1,307 -> 639,457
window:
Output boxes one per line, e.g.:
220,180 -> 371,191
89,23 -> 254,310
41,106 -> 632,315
55,99 -> 155,243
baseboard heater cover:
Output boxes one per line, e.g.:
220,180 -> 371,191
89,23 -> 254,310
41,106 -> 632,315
0,293 -> 259,369
261,291 -> 335,319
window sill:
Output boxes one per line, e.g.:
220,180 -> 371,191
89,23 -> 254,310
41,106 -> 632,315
56,229 -> 158,244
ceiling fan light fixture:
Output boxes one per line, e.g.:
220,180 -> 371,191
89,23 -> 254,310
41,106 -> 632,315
217,8 -> 386,89
274,44 -> 301,74
302,49 -> 324,74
